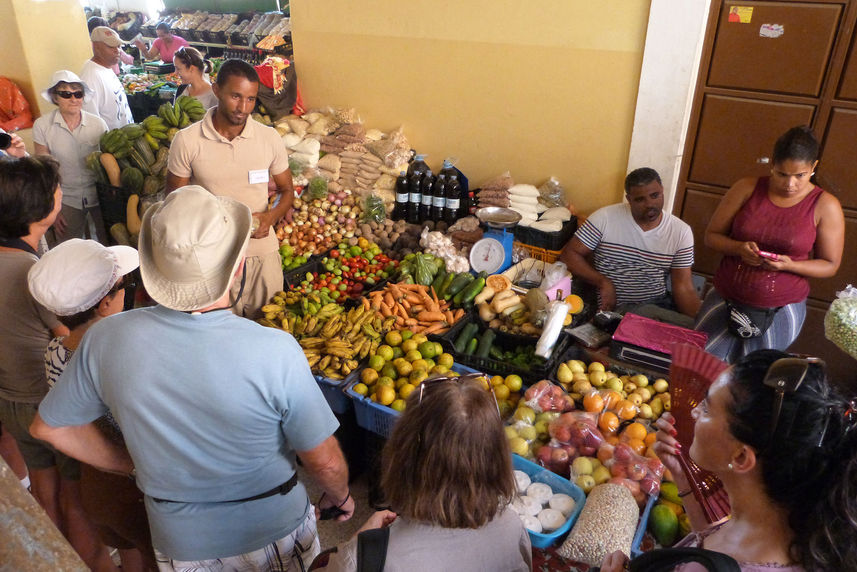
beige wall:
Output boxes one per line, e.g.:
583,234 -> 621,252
0,0 -> 92,150
291,0 -> 650,215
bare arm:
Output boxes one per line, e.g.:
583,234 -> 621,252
30,413 -> 134,477
559,237 -> 616,311
298,435 -> 353,521
119,50 -> 134,65
133,38 -> 159,61
253,169 -> 294,238
704,177 -> 761,265
165,171 -> 191,194
51,324 -> 70,338
670,267 -> 701,318
761,192 -> 845,278
33,142 -> 50,156
6,133 -> 28,157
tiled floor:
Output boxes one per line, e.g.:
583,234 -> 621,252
301,468 -> 376,550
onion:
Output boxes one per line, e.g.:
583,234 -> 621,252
318,216 -> 326,225
337,215 -> 346,224
334,199 -> 342,206
344,230 -> 354,238
340,206 -> 351,215
336,191 -> 347,200
327,193 -> 336,202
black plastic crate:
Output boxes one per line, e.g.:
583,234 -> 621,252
96,182 -> 134,232
447,321 -> 570,383
512,217 -> 578,251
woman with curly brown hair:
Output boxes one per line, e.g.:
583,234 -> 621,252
317,374 -> 532,571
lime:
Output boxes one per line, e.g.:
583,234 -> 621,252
376,345 -> 395,362
437,352 -> 454,368
418,341 -> 437,359
353,382 -> 369,396
361,368 -> 379,385
400,329 -> 414,342
385,331 -> 403,347
504,374 -> 523,392
368,355 -> 385,372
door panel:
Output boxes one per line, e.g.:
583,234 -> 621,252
806,214 -> 857,300
680,189 -> 726,277
709,1 -> 842,96
688,94 -> 815,188
817,108 -> 857,208
837,31 -> 857,99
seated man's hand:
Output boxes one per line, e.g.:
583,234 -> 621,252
598,279 -> 616,311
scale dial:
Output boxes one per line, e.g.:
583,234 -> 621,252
469,237 -> 506,274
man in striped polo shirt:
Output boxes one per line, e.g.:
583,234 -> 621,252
560,168 -> 700,328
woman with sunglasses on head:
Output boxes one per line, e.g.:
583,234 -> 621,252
172,47 -> 217,110
695,126 -> 845,364
600,350 -> 857,571
32,70 -> 109,245
314,374 -> 532,571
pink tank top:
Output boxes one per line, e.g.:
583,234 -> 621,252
714,177 -> 821,307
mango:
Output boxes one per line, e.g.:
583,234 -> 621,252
649,504 -> 679,546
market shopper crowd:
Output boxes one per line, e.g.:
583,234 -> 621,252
1,17 -> 856,570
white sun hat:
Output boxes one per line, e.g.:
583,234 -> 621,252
40,70 -> 94,103
138,185 -> 251,312
28,239 -> 139,315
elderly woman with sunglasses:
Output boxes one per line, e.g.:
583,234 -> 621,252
314,373 -> 532,571
32,70 -> 109,245
600,350 -> 857,572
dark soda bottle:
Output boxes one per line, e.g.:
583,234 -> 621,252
406,171 -> 422,224
419,170 -> 434,222
443,173 -> 462,225
392,172 -> 408,220
431,171 -> 447,221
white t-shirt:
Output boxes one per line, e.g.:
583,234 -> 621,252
574,203 -> 694,305
80,59 -> 133,130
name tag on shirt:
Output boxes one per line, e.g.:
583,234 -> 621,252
248,169 -> 269,184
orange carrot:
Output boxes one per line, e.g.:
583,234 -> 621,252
361,297 -> 370,311
384,292 -> 395,308
401,299 -> 411,312
379,302 -> 392,317
417,311 -> 446,323
422,322 -> 446,335
436,327 -> 449,334
404,317 -> 418,326
453,308 -> 465,322
389,283 -> 405,300
395,315 -> 404,326
405,293 -> 422,306
444,310 -> 454,323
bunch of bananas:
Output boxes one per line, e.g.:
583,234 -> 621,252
175,95 -> 206,122
142,116 -> 169,151
99,129 -> 132,159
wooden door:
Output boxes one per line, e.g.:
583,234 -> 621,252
675,0 -> 857,390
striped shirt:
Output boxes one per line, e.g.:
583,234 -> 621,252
575,203 -> 694,305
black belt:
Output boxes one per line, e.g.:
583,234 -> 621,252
152,473 -> 298,504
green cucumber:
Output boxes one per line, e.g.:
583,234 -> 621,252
445,273 -> 474,300
475,329 -> 496,359
453,322 -> 479,354
458,276 -> 486,305
431,269 -> 447,295
464,337 -> 479,356
437,272 -> 456,299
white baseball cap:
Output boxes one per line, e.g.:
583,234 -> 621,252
28,239 -> 139,316
91,26 -> 126,47
41,70 -> 93,103
138,186 -> 251,311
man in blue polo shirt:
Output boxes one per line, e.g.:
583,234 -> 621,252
32,186 -> 353,570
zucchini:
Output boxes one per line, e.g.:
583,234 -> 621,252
489,345 -> 504,360
476,329 -> 496,359
431,269 -> 447,295
445,272 -> 474,301
453,322 -> 479,354
464,337 -> 479,356
437,272 -> 456,299
458,276 -> 486,305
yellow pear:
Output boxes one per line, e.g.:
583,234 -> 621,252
557,363 -> 573,384
568,360 -> 586,374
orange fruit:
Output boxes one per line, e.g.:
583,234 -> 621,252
627,438 -> 647,455
644,431 -> 657,447
583,392 -> 604,413
598,411 -> 620,434
565,294 -> 585,314
602,390 -> 623,410
605,434 -> 620,445
624,422 -> 647,442
615,399 -> 638,421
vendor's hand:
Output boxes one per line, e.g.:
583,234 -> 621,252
599,550 -> 630,572
52,212 -> 67,237
598,279 -> 617,311
283,206 -> 294,225
315,491 -> 355,523
6,133 -> 27,158
761,253 -> 792,272
652,413 -> 687,486
251,210 -> 276,239
357,510 -> 397,534
738,241 -> 763,266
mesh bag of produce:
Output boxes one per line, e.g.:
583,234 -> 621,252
557,483 -> 639,565
824,284 -> 857,360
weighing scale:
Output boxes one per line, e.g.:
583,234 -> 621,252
470,207 -> 521,274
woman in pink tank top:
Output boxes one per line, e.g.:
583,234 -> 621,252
695,126 -> 844,363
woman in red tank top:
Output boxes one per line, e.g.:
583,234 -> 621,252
695,126 -> 845,363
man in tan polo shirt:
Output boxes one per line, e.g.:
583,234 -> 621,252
166,59 -> 293,318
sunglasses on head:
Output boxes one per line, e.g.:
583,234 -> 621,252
762,356 -> 826,447
417,372 -> 501,417
108,278 -> 137,295
56,91 -> 84,99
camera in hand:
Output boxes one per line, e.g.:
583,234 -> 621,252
0,132 -> 13,151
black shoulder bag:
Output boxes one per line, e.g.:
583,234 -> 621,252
630,547 -> 741,572
356,527 -> 390,572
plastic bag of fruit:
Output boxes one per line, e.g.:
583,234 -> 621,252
523,379 -> 576,413
547,411 -> 605,456
361,193 -> 386,224
596,442 -> 665,506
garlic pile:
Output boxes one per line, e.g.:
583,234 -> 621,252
419,228 -> 470,273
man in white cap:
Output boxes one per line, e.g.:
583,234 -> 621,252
32,186 -> 353,571
33,71 -> 109,244
80,26 -> 133,129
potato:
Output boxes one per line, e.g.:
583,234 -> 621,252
390,232 -> 401,242
360,224 -> 373,236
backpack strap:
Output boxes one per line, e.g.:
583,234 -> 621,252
356,527 -> 390,572
630,547 -> 742,572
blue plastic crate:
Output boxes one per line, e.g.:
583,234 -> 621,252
631,493 -> 658,557
345,363 -> 478,438
512,454 -> 586,549
315,373 -> 354,414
